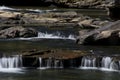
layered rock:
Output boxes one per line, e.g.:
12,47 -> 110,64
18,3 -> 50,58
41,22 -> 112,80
0,26 -> 38,38
0,10 -> 109,29
53,0 -> 115,9
77,20 -> 120,45
22,49 -> 87,59
21,49 -> 88,68
0,0 -> 119,9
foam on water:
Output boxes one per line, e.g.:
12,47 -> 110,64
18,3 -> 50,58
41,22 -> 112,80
37,32 -> 76,40
79,56 -> 120,72
0,6 -> 16,10
0,32 -> 76,41
0,55 -> 23,73
0,68 -> 24,73
26,8 -> 57,13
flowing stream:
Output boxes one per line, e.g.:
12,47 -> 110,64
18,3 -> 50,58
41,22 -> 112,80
0,6 -> 119,80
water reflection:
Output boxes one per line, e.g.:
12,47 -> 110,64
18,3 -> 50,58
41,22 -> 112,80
0,69 -> 120,80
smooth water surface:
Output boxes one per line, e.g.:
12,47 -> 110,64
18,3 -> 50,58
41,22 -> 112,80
0,69 -> 120,80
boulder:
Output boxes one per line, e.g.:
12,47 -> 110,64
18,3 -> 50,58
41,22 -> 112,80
77,20 -> 120,45
77,19 -> 109,29
0,26 -> 38,38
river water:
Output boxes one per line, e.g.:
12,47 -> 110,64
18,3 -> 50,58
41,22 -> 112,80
0,6 -> 120,80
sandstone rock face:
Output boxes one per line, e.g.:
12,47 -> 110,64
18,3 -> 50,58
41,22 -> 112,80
0,26 -> 38,38
77,20 -> 120,45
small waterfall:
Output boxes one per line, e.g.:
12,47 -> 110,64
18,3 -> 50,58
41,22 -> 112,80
110,61 -> 119,70
38,32 -> 75,40
101,57 -> 112,68
39,57 -> 42,68
0,55 -> 22,68
101,57 -> 119,70
39,57 -> 63,69
12,32 -> 76,41
80,56 -> 120,71
80,56 -> 96,69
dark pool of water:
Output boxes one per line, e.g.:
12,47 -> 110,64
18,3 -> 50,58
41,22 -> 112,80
0,69 -> 120,80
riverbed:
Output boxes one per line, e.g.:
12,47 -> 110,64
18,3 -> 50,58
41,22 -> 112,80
0,6 -> 120,80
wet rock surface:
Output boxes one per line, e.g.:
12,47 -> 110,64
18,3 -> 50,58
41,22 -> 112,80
77,20 -> 120,45
19,49 -> 88,68
0,26 -> 38,38
21,49 -> 87,59
0,10 -> 109,29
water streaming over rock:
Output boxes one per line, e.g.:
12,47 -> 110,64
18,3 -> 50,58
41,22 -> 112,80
80,56 -> 120,71
101,57 -> 112,69
0,55 -> 22,68
81,56 -> 96,67
39,57 -> 63,69
38,32 -> 75,40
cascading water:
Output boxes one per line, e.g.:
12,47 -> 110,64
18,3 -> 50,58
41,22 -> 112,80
101,57 -> 119,71
101,57 -> 112,69
80,56 -> 97,69
38,56 -> 120,71
0,55 -> 23,73
80,56 -> 120,71
38,32 -> 75,40
9,31 -> 76,41
0,55 -> 22,68
39,57 -> 63,69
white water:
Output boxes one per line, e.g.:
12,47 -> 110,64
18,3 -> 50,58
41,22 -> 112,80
39,57 -> 63,69
38,32 -> 75,40
101,57 -> 112,68
0,6 -> 15,10
80,56 -> 120,72
0,55 -> 22,68
81,56 -> 96,67
0,6 -> 57,13
5,32 -> 76,41
0,55 -> 23,73
27,8 -> 57,13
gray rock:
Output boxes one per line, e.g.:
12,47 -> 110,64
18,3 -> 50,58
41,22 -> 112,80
77,20 -> 120,45
53,0 -> 115,8
0,26 -> 38,38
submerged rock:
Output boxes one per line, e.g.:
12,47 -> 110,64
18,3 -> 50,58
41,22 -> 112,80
77,20 -> 120,45
0,26 -> 38,38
